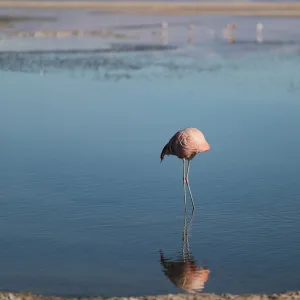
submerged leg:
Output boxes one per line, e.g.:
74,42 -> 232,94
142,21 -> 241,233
183,206 -> 195,261
182,200 -> 187,260
186,209 -> 195,260
186,160 -> 195,211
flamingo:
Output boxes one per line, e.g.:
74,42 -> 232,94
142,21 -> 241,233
160,127 -> 210,210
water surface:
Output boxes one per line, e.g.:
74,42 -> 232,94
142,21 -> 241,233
1,13 -> 300,298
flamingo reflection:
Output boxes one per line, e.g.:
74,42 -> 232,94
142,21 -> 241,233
159,209 -> 210,293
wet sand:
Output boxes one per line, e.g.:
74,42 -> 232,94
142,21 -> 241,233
1,292 -> 300,300
0,1 -> 300,16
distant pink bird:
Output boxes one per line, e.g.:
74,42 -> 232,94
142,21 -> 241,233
160,127 -> 210,210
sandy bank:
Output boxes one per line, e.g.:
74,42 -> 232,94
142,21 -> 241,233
1,292 -> 300,300
1,1 -> 300,16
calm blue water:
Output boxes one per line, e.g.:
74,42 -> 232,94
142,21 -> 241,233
1,14 -> 300,297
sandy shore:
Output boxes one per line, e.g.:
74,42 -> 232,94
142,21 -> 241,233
1,1 -> 300,16
1,292 -> 300,300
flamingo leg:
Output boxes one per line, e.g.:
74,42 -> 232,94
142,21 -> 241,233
186,160 -> 195,211
182,159 -> 187,211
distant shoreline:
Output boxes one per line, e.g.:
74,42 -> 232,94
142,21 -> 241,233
1,1 -> 300,16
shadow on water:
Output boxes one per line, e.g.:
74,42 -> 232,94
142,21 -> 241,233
159,209 -> 210,293
0,48 -> 223,80
0,37 -> 299,79
0,43 -> 177,55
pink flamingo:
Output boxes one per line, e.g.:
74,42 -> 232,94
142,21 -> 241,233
160,128 -> 210,210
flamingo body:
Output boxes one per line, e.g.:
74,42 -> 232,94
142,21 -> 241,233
160,127 -> 210,161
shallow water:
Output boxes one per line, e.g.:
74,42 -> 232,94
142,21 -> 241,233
1,11 -> 300,298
